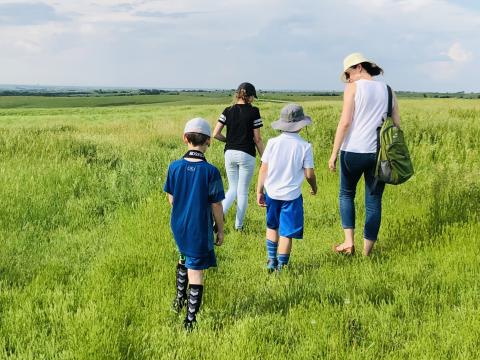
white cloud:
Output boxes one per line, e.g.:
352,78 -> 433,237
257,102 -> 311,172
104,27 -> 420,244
419,60 -> 460,81
447,42 -> 473,63
14,39 -> 42,54
419,41 -> 474,83
79,23 -> 96,35
350,0 -> 436,15
0,0 -> 479,91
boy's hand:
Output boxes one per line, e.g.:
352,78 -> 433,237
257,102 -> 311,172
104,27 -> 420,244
257,192 -> 266,207
215,231 -> 224,246
304,168 -> 317,196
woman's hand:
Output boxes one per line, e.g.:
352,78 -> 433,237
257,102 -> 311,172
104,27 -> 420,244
328,154 -> 337,172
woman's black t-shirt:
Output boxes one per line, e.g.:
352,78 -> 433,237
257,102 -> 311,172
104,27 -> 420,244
218,104 -> 263,157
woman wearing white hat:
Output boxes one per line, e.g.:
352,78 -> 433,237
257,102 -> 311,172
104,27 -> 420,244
328,53 -> 401,256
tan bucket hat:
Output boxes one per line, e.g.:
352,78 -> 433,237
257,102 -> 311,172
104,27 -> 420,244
340,52 -> 380,83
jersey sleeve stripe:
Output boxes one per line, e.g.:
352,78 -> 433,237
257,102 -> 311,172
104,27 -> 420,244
253,118 -> 263,128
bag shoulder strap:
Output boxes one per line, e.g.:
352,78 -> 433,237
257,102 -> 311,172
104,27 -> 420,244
386,85 -> 393,118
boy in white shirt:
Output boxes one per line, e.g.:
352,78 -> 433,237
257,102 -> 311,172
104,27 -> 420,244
256,104 -> 317,272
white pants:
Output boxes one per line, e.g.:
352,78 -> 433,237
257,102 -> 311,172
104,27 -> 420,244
223,150 -> 256,229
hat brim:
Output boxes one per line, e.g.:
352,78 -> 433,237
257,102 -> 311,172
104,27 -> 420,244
271,117 -> 312,132
340,60 -> 379,83
184,129 -> 211,137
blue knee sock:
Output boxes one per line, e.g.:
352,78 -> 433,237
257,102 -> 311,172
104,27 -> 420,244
277,253 -> 290,269
266,240 -> 278,269
266,240 -> 278,259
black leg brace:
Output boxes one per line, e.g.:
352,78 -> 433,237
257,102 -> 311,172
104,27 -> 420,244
184,284 -> 203,329
172,263 -> 188,313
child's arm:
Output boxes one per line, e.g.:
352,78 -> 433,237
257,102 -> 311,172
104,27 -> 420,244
256,162 -> 268,207
211,201 -> 224,246
304,168 -> 317,195
167,193 -> 174,206
213,122 -> 226,143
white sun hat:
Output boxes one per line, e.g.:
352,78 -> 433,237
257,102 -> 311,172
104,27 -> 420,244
340,52 -> 381,83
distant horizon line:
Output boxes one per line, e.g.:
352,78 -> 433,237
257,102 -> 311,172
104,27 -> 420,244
0,83 -> 478,94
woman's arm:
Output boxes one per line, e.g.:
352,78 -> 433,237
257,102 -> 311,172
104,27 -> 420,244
328,83 -> 356,172
213,122 -> 226,142
253,128 -> 265,157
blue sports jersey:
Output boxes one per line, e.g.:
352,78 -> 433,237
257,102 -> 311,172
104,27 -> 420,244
164,159 -> 225,257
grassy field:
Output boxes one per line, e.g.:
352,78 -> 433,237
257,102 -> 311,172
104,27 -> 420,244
0,92 -> 339,109
0,94 -> 479,359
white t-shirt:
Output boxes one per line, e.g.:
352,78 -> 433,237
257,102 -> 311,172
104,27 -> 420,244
261,132 -> 314,201
341,79 -> 393,153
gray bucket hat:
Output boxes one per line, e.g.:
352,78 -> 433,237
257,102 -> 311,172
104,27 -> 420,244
271,103 -> 312,132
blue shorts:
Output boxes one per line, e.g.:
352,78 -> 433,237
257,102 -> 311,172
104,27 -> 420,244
179,250 -> 217,270
265,193 -> 304,239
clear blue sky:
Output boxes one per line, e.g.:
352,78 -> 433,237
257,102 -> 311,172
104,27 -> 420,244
0,0 -> 479,92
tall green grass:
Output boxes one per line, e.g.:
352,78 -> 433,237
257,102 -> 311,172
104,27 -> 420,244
0,97 -> 479,359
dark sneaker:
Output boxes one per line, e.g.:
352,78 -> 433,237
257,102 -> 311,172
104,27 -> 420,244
171,296 -> 186,314
184,318 -> 197,331
266,258 -> 278,273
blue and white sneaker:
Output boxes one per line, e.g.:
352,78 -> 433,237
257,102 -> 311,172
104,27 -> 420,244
277,263 -> 288,272
266,258 -> 278,273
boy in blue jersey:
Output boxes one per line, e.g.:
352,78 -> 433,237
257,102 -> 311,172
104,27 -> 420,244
164,117 -> 225,329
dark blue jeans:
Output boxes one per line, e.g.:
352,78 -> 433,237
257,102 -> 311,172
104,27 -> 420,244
339,151 -> 385,241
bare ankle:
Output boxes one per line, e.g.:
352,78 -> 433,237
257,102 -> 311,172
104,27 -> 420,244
363,239 -> 375,256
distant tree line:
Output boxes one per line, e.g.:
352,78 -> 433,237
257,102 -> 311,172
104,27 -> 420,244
0,89 -> 479,99
138,89 -> 179,95
0,90 -> 95,97
397,91 -> 480,99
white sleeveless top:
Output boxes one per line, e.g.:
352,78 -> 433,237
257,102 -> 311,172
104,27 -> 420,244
341,79 -> 391,153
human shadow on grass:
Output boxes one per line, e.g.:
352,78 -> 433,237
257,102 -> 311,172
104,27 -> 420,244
205,265 -> 397,334
382,178 -> 480,256
205,277 -> 395,334
204,284 -> 331,332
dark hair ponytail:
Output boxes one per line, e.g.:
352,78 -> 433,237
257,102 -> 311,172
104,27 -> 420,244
360,62 -> 384,77
233,88 -> 252,104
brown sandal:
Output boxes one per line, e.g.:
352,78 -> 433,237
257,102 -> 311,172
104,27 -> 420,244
333,244 -> 355,255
